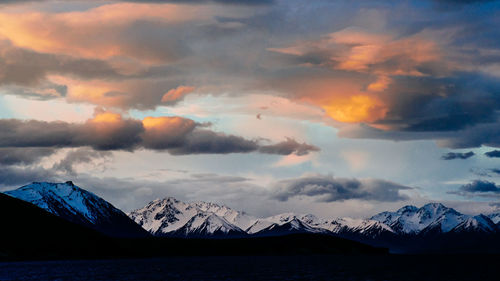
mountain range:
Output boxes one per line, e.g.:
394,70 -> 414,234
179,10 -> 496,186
129,196 -> 500,239
3,181 -> 500,254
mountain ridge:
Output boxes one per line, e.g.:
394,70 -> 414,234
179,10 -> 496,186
129,196 -> 500,239
5,181 -> 150,238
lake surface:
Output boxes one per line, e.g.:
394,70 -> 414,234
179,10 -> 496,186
0,255 -> 497,281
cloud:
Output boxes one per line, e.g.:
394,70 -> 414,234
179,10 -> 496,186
167,129 -> 259,155
52,148 -> 112,175
0,0 -> 274,6
0,3 -> 204,62
267,27 -> 448,124
485,150 -> 500,158
449,180 -> 500,198
0,2 -> 265,109
461,180 -> 500,193
259,137 -> 320,156
491,169 -> 500,175
441,151 -> 475,160
126,0 -> 274,5
0,41 -> 126,82
161,86 -> 196,105
0,111 -> 318,156
0,165 -> 58,186
272,174 -> 411,202
0,148 -> 56,165
0,0 -> 499,148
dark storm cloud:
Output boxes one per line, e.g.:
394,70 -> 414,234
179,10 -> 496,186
441,151 -> 475,160
485,150 -> 500,158
0,116 -> 319,156
0,148 -> 56,165
367,73 -> 500,133
272,174 -> 411,202
259,138 -> 320,156
435,121 -> 500,149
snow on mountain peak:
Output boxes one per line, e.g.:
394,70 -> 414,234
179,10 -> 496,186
487,213 -> 500,225
5,181 -> 117,223
129,197 -> 255,236
370,203 -> 481,235
129,196 -> 500,238
4,181 -> 149,237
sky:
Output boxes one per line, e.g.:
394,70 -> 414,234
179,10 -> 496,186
1,0 -> 500,218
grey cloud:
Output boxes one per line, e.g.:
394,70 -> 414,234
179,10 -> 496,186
449,180 -> 500,198
0,148 -> 56,165
0,117 -> 319,156
272,174 -> 411,202
52,148 -> 112,175
485,150 -> 500,158
167,129 -> 259,155
372,74 -> 500,133
259,138 -> 320,156
0,41 -> 130,85
461,180 -> 500,193
0,118 -> 144,151
0,165 -> 58,187
448,180 -> 500,198
491,169 -> 500,175
441,151 -> 475,160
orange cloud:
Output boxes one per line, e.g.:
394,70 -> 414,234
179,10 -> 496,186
161,86 -> 196,104
48,75 -> 171,110
90,111 -> 122,124
141,116 -> 197,149
0,3 -> 210,62
321,95 -> 387,123
268,27 -> 448,124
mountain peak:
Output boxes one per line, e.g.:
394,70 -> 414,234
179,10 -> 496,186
396,205 -> 418,214
421,202 -> 447,210
5,182 -> 149,238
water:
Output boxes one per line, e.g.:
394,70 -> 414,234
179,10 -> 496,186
0,255 -> 497,281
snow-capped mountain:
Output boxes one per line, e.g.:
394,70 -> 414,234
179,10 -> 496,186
128,197 -> 253,237
246,214 -> 329,236
171,213 -> 246,237
488,213 -> 500,225
450,215 -> 498,234
131,197 -> 500,239
4,181 -> 149,238
130,198 -> 398,238
370,203 -> 498,235
372,203 -> 461,234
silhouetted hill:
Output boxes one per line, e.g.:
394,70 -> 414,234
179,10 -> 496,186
0,192 -> 110,260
